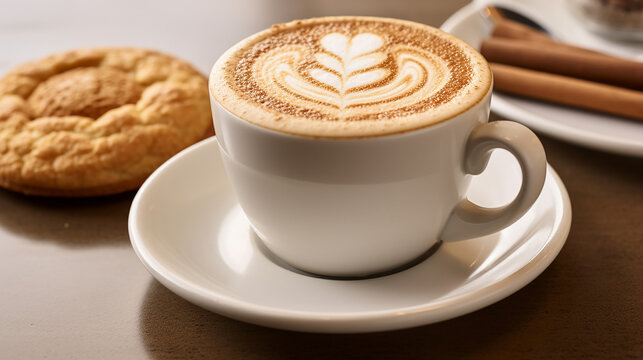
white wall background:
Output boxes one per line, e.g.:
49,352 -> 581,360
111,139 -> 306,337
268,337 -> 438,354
0,0 -> 452,75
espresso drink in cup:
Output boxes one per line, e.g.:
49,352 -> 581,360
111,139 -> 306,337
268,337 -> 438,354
211,17 -> 490,137
211,17 -> 545,277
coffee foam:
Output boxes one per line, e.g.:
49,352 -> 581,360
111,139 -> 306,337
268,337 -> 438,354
211,17 -> 491,138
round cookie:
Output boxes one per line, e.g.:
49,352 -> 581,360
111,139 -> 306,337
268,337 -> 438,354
0,48 -> 214,196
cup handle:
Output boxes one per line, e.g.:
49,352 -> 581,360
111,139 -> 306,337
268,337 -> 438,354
440,121 -> 547,242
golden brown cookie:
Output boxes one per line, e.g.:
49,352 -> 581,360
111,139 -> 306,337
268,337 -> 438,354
0,48 -> 214,197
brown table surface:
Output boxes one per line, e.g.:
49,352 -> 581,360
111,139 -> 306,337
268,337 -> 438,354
1,1 -> 642,359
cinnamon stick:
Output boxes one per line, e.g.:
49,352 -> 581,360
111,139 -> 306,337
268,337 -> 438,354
482,37 -> 643,90
490,63 -> 643,121
491,19 -> 608,57
491,18 -> 553,43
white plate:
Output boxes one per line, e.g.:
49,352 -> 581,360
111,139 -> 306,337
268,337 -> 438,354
129,138 -> 571,333
441,1 -> 643,158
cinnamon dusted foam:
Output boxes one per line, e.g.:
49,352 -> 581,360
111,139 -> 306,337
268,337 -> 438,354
211,16 -> 491,137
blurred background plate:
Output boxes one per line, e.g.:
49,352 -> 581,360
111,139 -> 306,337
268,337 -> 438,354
441,1 -> 643,158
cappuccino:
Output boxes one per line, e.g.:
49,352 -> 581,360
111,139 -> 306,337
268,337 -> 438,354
208,17 -> 547,277
211,16 -> 491,137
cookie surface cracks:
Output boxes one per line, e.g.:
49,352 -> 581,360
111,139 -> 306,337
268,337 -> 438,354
0,48 -> 212,196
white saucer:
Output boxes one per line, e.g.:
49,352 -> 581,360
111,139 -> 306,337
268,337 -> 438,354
441,1 -> 643,158
129,138 -> 571,333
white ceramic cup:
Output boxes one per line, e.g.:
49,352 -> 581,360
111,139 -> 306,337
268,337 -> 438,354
210,86 -> 546,277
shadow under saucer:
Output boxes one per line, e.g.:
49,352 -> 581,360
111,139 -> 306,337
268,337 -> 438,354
138,276 -> 550,360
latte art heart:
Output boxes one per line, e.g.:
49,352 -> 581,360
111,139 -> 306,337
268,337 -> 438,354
309,32 -> 389,95
212,17 -> 491,137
